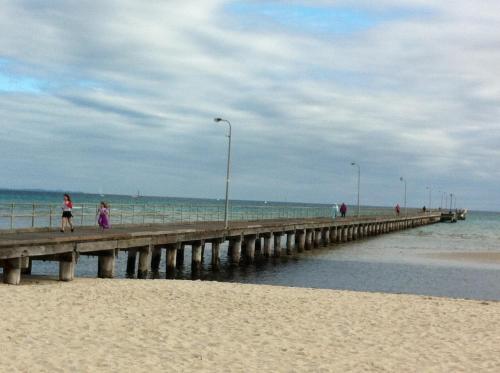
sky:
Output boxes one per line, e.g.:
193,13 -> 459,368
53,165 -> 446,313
0,0 -> 499,210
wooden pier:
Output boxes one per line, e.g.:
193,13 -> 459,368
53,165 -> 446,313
0,213 -> 442,285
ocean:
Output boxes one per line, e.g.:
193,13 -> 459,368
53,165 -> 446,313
2,190 -> 499,301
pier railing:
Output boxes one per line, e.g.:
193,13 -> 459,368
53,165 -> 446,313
0,202 -> 336,230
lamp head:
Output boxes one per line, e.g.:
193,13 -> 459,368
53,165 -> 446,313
214,118 -> 222,123
351,162 -> 356,166
400,177 -> 404,182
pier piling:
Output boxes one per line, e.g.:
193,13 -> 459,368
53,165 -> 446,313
98,250 -> 115,279
297,230 -> 306,253
166,244 -> 178,275
314,229 -> 321,248
305,229 -> 313,250
59,252 -> 76,282
137,246 -> 151,279
191,242 -> 203,271
211,241 -> 221,269
273,233 -> 282,257
151,246 -> 162,274
3,258 -> 21,285
245,235 -> 257,263
231,237 -> 242,264
126,249 -> 137,278
263,234 -> 273,258
286,232 -> 294,255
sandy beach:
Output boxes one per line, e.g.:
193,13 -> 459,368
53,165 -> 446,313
0,279 -> 499,372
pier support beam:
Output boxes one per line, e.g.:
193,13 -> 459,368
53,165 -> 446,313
192,241 -> 203,271
210,241 -> 221,269
59,252 -> 76,282
353,226 -> 358,240
274,233 -> 282,257
337,227 -> 343,243
297,230 -> 306,253
255,237 -> 262,254
3,258 -> 21,285
230,237 -> 242,265
348,226 -> 354,241
245,235 -> 257,263
177,244 -> 185,268
21,257 -> 32,275
323,228 -> 330,246
138,246 -> 151,279
263,234 -> 273,258
330,227 -> 337,243
286,232 -> 294,255
151,246 -> 162,274
98,250 -> 115,279
341,227 -> 347,242
126,249 -> 137,278
305,230 -> 313,250
166,244 -> 178,275
314,229 -> 321,248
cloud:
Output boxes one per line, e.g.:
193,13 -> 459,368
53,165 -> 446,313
0,0 -> 500,209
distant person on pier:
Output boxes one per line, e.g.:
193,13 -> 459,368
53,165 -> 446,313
332,203 -> 339,218
60,194 -> 74,233
97,202 -> 111,230
395,204 -> 401,216
340,203 -> 347,218
422,206 -> 427,213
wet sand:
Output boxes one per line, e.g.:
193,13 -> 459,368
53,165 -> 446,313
427,251 -> 500,264
1,279 -> 499,372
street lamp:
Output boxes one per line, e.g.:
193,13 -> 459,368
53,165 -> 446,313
400,176 -> 407,217
426,186 -> 432,213
351,162 -> 360,217
449,193 -> 453,212
214,117 -> 232,229
439,190 -> 446,210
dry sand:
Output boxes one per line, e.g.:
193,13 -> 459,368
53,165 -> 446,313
1,279 -> 499,373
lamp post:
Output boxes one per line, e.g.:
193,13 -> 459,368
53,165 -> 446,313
439,190 -> 446,210
426,186 -> 432,213
400,177 -> 407,217
214,117 -> 232,229
351,162 -> 360,217
449,193 -> 453,212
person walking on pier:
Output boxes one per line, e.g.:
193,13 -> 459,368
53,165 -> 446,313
60,194 -> 74,233
395,204 -> 401,216
97,202 -> 111,230
340,203 -> 347,218
332,203 -> 339,218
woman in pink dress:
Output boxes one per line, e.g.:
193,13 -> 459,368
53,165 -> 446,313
97,202 -> 111,230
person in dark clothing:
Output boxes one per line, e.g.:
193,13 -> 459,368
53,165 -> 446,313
340,203 -> 347,218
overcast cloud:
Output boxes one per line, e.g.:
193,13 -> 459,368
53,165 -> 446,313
0,0 -> 499,209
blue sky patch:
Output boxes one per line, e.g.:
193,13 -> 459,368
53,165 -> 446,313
0,72 -> 41,93
0,58 -> 41,93
226,2 -> 430,34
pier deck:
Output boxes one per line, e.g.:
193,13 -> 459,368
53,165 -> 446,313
0,213 -> 442,285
